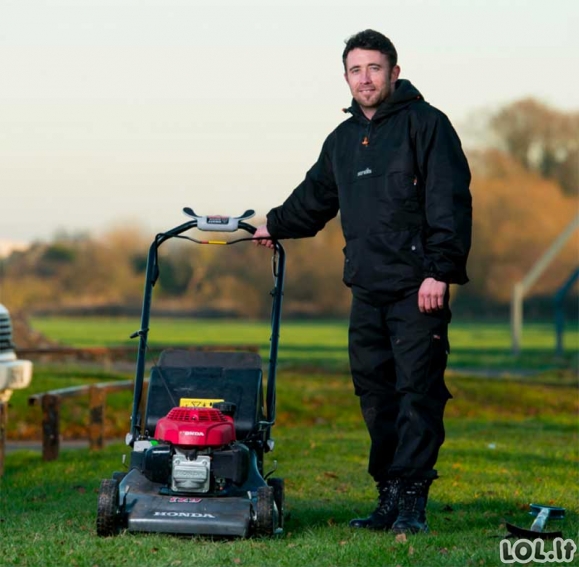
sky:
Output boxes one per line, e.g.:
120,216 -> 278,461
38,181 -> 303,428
1,0 -> 578,245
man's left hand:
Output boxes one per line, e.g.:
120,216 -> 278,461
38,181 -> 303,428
418,278 -> 448,313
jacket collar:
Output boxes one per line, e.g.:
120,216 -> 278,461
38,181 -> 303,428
343,79 -> 424,122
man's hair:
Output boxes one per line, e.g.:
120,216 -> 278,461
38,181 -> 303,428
342,29 -> 398,71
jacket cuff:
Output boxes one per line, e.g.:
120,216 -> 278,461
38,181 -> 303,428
265,212 -> 278,239
424,270 -> 449,283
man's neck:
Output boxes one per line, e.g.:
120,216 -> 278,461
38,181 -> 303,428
361,107 -> 377,120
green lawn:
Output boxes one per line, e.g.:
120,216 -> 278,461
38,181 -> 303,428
29,316 -> 579,373
2,366 -> 578,567
3,317 -> 577,565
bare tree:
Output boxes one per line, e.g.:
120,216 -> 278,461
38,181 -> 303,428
490,98 -> 579,195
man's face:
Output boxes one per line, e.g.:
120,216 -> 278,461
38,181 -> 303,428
344,48 -> 400,117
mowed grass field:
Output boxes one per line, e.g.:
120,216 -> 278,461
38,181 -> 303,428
1,316 -> 578,566
28,316 -> 579,373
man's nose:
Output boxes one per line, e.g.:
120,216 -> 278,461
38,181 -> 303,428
360,69 -> 371,82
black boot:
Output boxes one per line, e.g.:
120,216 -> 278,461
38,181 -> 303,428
391,479 -> 432,534
349,479 -> 400,530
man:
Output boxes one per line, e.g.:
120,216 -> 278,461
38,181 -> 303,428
255,29 -> 472,534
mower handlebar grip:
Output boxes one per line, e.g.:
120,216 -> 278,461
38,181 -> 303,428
183,207 -> 256,232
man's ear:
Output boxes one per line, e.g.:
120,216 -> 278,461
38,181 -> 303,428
390,65 -> 401,83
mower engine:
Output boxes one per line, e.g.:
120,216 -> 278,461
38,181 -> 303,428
154,406 -> 239,493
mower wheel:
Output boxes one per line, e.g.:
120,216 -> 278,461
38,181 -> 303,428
112,471 -> 126,483
96,478 -> 120,537
267,477 -> 285,530
256,486 -> 276,536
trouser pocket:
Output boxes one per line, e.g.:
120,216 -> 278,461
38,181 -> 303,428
391,329 -> 452,401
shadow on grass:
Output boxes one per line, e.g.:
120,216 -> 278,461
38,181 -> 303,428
3,449 -> 577,554
282,495 -> 577,540
449,346 -> 577,370
275,343 -> 578,376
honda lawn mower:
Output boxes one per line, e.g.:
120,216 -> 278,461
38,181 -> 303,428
96,208 -> 285,538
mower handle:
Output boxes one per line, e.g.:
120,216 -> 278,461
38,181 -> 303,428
183,207 -> 256,232
128,208 -> 285,444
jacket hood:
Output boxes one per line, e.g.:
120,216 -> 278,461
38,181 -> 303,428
344,79 -> 424,121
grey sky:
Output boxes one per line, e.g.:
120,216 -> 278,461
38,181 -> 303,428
1,0 -> 577,244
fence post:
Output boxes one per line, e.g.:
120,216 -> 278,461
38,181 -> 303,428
0,402 -> 6,476
89,386 -> 105,451
41,394 -> 60,461
511,282 -> 524,356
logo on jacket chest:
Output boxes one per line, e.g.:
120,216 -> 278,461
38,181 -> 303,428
357,167 -> 373,177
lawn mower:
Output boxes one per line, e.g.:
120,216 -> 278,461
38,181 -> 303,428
96,208 -> 286,538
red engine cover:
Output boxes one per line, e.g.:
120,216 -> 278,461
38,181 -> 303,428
154,407 -> 236,447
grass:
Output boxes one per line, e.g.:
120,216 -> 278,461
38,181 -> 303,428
2,364 -> 579,566
5,357 -> 577,442
2,317 -> 577,565
29,316 -> 579,373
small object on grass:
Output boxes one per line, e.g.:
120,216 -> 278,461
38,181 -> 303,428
506,503 -> 565,540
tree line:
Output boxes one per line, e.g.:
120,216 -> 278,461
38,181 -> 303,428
1,98 -> 577,319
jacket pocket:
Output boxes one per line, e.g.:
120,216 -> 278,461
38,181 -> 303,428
386,171 -> 421,213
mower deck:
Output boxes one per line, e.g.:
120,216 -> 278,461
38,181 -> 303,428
123,471 -> 253,537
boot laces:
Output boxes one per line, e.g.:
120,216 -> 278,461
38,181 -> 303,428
377,480 -> 399,510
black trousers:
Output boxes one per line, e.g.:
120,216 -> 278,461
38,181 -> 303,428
348,292 -> 452,482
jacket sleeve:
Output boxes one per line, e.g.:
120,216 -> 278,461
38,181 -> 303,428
413,109 -> 472,284
266,136 -> 339,239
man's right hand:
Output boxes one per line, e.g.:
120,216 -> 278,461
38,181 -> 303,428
253,225 -> 275,249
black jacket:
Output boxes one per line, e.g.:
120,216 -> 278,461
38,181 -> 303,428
267,79 -> 472,304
